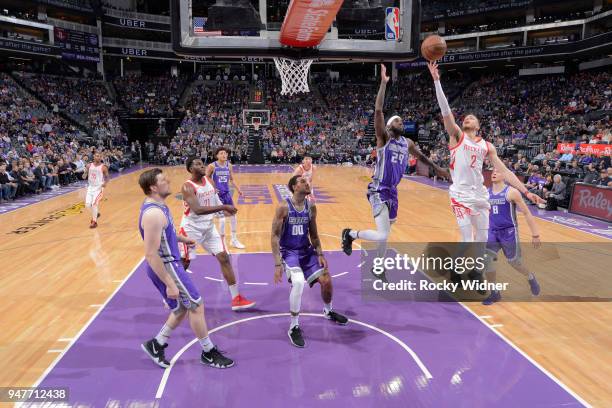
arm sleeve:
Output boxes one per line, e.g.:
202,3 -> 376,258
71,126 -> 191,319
434,80 -> 452,117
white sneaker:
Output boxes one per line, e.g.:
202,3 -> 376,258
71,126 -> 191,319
231,238 -> 245,249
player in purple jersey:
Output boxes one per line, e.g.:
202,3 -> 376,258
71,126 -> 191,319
483,169 -> 542,305
137,168 -> 234,369
272,175 -> 348,348
206,147 -> 246,249
341,64 -> 449,281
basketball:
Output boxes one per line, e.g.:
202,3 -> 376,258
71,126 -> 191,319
421,35 -> 447,61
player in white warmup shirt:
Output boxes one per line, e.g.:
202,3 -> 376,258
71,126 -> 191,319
83,152 -> 109,229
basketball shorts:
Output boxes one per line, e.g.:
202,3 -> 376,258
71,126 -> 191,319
85,186 -> 104,207
178,221 -> 226,259
146,260 -> 202,313
449,190 -> 490,228
486,226 -> 521,263
281,246 -> 325,287
218,190 -> 234,206
367,188 -> 398,222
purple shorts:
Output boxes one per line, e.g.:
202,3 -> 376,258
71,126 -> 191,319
281,246 -> 325,287
218,190 -> 234,206
146,260 -> 203,313
367,187 -> 399,222
486,227 -> 521,262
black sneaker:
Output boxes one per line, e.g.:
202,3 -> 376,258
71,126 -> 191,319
141,338 -> 170,368
288,325 -> 305,348
341,228 -> 354,256
371,266 -> 388,283
201,347 -> 235,369
325,310 -> 348,325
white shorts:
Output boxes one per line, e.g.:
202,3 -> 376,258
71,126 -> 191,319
85,186 -> 104,207
449,189 -> 490,228
178,222 -> 226,259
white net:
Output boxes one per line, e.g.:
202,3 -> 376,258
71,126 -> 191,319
273,57 -> 314,95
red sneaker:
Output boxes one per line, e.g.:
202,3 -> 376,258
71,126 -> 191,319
231,294 -> 255,311
89,220 -> 98,229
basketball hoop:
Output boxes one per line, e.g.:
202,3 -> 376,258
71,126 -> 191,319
273,57 -> 314,95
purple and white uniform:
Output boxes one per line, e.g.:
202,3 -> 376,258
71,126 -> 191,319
139,200 -> 202,313
367,135 -> 409,222
212,161 -> 233,206
279,198 -> 324,287
486,186 -> 520,262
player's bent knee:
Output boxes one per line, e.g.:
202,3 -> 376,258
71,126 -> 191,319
290,272 -> 306,289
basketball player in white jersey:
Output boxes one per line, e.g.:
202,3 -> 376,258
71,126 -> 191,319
428,61 -> 544,243
179,157 -> 256,311
292,156 -> 315,200
83,152 -> 109,229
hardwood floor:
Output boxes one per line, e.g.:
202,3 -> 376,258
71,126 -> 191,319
0,165 -> 609,405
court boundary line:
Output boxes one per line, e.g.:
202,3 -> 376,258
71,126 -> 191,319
155,312 -> 433,399
458,303 -> 591,407
401,248 -> 591,407
31,248 -> 591,406
28,256 -> 145,390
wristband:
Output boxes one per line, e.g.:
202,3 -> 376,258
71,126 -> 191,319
532,235 -> 539,238
275,263 -> 281,267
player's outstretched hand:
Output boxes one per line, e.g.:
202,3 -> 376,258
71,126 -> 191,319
223,205 -> 238,215
532,235 -> 541,249
274,265 -> 283,284
380,64 -> 389,83
525,192 -> 545,205
428,61 -> 440,81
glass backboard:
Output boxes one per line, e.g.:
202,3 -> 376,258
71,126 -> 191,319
171,0 -> 420,61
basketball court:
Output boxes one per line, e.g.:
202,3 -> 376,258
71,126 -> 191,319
1,165 -> 610,406
0,0 -> 610,406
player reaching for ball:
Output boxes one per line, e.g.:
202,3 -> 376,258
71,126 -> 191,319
427,61 -> 544,243
341,64 -> 449,282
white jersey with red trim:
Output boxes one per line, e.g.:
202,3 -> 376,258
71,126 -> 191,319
181,177 -> 218,228
87,163 -> 105,189
449,133 -> 489,197
298,164 -> 314,183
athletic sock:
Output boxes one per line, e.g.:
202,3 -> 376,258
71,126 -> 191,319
290,315 -> 299,329
199,336 -> 214,352
155,324 -> 173,346
323,302 -> 332,314
229,284 -> 239,298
